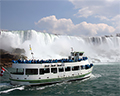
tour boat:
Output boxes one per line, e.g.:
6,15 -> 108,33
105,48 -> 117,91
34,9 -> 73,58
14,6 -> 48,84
10,51 -> 93,86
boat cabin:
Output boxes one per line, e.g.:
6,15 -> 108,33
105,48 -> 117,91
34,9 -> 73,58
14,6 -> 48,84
68,52 -> 84,61
11,63 -> 93,76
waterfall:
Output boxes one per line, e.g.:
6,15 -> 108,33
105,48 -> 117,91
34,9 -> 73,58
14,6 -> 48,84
0,30 -> 120,62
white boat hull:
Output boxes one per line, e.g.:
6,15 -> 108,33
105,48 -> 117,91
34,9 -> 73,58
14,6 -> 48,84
10,67 -> 93,86
10,53 -> 93,86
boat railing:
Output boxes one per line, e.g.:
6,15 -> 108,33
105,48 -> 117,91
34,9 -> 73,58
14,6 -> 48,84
81,63 -> 93,69
12,57 -> 88,64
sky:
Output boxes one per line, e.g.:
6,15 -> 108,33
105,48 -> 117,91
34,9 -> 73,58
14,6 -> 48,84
0,0 -> 120,36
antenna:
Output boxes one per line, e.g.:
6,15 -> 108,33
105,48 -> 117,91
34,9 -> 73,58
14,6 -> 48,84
29,44 -> 34,59
71,47 -> 73,52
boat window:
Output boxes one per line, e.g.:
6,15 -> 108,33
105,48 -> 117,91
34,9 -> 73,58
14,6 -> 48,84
79,52 -> 83,56
59,67 -> 64,72
39,68 -> 50,75
51,68 -> 57,73
44,68 -> 50,73
26,69 -> 38,75
81,65 -> 84,70
11,68 -> 24,75
65,67 -> 71,71
72,66 -> 79,71
85,65 -> 90,69
40,69 -> 44,75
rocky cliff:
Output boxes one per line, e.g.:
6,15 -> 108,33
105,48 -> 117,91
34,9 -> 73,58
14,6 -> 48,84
0,48 -> 27,68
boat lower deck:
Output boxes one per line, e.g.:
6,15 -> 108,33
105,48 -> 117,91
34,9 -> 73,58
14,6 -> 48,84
10,71 -> 92,86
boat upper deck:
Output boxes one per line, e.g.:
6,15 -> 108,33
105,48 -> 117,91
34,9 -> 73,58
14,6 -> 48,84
12,56 -> 88,64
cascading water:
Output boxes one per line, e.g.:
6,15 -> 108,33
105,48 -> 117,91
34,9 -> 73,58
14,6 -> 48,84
0,30 -> 120,62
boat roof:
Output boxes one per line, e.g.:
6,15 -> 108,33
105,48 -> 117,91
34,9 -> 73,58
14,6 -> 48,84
71,51 -> 84,53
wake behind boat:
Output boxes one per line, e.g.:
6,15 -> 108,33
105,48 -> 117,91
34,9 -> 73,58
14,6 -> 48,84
9,50 -> 93,86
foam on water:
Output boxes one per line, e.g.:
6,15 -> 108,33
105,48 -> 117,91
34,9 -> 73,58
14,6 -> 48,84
0,86 -> 25,94
90,74 -> 102,79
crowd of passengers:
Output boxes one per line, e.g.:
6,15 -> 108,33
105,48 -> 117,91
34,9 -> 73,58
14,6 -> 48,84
12,57 -> 88,63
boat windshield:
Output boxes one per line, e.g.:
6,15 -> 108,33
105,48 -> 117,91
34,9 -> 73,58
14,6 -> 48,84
71,52 -> 74,56
79,52 -> 84,56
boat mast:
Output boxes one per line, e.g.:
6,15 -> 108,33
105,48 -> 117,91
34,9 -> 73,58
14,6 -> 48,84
29,44 -> 34,59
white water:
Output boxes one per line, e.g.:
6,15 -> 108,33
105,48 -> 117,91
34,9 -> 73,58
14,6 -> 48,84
0,85 -> 24,94
0,30 -> 120,62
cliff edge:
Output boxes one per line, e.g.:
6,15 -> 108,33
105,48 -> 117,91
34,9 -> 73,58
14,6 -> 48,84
0,48 -> 27,68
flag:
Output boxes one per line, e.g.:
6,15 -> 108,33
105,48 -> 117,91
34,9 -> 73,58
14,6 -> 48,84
29,45 -> 32,50
30,47 -> 32,51
0,67 -> 5,76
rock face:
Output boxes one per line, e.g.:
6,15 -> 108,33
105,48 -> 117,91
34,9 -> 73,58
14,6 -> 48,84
116,33 -> 120,37
0,48 -> 27,68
